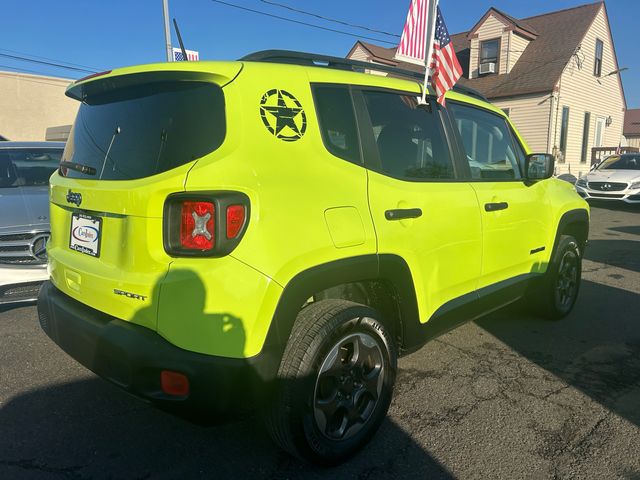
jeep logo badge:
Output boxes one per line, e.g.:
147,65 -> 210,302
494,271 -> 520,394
66,189 -> 82,206
259,89 -> 307,142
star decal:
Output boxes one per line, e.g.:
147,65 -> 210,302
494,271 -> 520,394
260,89 -> 307,142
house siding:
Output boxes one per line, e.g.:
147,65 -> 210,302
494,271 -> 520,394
627,137 -> 640,149
507,33 -> 530,73
552,6 -> 625,176
471,15 -> 508,78
492,93 -> 553,153
350,45 -> 370,62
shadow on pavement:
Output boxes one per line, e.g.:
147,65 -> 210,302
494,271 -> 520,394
477,279 -> 640,428
0,377 -> 453,479
584,239 -> 640,273
3,268 -> 453,479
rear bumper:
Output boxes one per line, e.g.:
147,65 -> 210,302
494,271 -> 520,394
37,281 -> 275,415
0,264 -> 48,304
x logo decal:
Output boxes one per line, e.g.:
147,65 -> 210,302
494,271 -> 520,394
192,211 -> 212,240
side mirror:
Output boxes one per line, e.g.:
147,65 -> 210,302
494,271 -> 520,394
525,153 -> 554,181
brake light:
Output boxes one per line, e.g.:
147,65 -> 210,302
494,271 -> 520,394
164,192 -> 250,257
226,205 -> 246,239
180,201 -> 215,250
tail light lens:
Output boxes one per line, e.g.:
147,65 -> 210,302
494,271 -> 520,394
226,205 -> 246,239
180,201 -> 215,249
164,192 -> 250,257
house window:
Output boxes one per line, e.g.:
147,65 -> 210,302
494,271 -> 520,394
580,112 -> 591,163
559,106 -> 570,158
594,39 -> 603,77
479,39 -> 499,74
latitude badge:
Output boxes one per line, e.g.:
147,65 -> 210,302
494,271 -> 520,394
260,89 -> 307,142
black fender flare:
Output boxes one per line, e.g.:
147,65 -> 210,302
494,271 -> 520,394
550,208 -> 589,261
257,254 -> 420,379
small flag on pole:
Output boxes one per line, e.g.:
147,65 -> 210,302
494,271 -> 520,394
429,6 -> 463,105
395,0 -> 431,66
172,47 -> 199,61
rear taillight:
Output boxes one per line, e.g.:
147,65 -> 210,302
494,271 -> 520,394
180,201 -> 215,249
164,192 -> 250,257
226,205 -> 246,239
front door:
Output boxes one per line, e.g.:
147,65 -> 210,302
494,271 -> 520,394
356,89 -> 482,322
447,102 -> 551,290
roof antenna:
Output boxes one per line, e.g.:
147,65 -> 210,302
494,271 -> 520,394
173,18 -> 188,61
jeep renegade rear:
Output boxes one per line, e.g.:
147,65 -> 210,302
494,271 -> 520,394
38,51 -> 589,465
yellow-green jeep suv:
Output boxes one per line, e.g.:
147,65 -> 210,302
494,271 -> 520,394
38,51 -> 589,464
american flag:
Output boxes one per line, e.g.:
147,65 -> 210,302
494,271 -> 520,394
429,6 -> 463,105
395,0 -> 430,65
172,47 -> 199,62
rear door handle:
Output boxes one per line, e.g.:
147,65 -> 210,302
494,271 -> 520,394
385,208 -> 423,221
484,202 -> 509,212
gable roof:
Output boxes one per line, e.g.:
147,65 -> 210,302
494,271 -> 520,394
624,109 -> 640,137
349,2 -> 604,100
467,7 -> 538,40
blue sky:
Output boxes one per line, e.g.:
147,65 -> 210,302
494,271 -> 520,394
1,0 -> 638,107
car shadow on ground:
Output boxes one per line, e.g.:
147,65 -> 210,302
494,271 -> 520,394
2,269 -> 454,479
0,376 -> 453,479
583,239 -> 640,273
477,279 -> 640,428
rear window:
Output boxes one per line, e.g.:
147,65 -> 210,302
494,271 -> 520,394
61,81 -> 225,180
0,148 -> 62,188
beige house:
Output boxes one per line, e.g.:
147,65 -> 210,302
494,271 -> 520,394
624,109 -> 640,149
347,2 -> 626,178
0,71 -> 78,142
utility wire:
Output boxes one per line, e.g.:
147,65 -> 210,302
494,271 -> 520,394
0,48 -> 101,72
210,0 -> 397,46
259,0 -> 400,38
0,52 -> 98,74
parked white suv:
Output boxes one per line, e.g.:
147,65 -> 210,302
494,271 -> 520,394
0,141 -> 63,305
575,153 -> 640,204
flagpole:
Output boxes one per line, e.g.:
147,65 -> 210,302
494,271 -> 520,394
162,0 -> 173,62
420,0 -> 440,104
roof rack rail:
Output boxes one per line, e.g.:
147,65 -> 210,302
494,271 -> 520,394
240,50 -> 488,103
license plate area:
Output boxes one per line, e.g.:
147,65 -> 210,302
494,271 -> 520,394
69,213 -> 102,257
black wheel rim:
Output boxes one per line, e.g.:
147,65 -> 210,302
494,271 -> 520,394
313,331 -> 384,441
555,249 -> 578,310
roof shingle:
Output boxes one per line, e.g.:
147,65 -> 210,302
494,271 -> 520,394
624,109 -> 640,136
352,2 -> 604,100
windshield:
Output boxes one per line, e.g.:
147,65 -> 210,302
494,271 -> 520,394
597,155 -> 640,170
61,81 -> 225,180
0,148 -> 62,188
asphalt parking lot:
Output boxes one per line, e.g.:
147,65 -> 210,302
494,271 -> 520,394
1,203 -> 639,480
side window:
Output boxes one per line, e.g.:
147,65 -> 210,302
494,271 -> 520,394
449,103 -> 522,180
312,85 -> 361,164
361,91 -> 454,180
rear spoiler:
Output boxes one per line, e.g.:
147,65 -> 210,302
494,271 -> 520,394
66,62 -> 243,101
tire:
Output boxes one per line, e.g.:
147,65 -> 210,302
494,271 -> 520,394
264,299 -> 397,465
529,234 -> 582,320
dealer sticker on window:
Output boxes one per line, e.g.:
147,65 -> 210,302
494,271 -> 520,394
69,213 -> 102,257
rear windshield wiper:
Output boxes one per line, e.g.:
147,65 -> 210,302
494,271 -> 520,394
60,161 -> 97,176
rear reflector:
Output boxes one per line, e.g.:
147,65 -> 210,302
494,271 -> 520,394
180,201 -> 215,250
226,205 -> 246,239
161,370 -> 190,397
